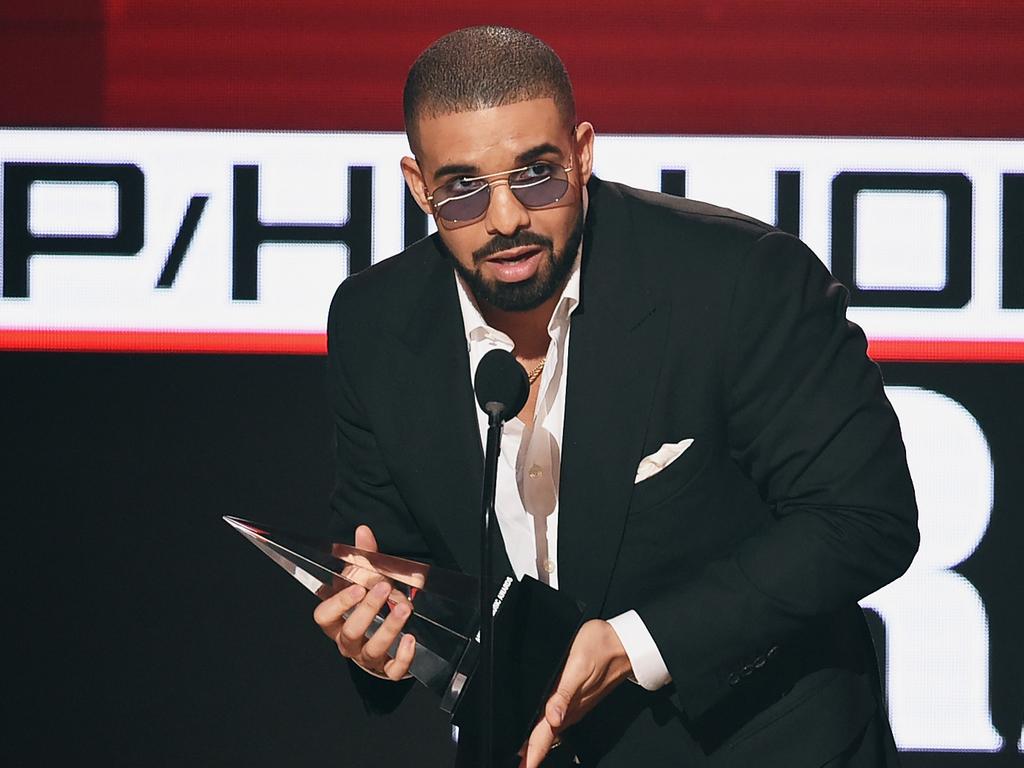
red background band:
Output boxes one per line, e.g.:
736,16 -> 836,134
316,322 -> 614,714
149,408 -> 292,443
4,0 -> 1023,138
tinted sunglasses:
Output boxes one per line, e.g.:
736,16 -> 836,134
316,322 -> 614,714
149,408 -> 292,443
426,160 -> 574,227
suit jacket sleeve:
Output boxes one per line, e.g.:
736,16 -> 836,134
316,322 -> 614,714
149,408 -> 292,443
326,283 -> 431,713
635,230 -> 920,718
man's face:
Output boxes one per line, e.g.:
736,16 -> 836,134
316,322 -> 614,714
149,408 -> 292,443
402,98 -> 594,312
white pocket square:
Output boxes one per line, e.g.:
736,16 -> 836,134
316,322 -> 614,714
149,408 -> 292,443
635,439 -> 695,484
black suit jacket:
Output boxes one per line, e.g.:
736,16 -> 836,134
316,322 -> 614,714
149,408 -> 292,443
325,176 -> 919,767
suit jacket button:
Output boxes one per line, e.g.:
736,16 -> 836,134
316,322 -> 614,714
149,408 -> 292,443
766,645 -> 780,659
753,656 -> 766,669
741,664 -> 753,676
727,672 -> 741,687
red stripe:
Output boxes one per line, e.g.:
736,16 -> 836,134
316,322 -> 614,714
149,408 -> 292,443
3,329 -> 1024,362
867,339 -> 1024,363
0,329 -> 326,355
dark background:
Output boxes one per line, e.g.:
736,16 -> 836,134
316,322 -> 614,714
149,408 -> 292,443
2,354 -> 455,767
3,356 -> 1021,766
2,1 -> 1022,766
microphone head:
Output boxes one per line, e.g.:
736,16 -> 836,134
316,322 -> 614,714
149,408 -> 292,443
474,349 -> 530,422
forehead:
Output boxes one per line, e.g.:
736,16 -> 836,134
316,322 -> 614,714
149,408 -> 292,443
413,97 -> 568,175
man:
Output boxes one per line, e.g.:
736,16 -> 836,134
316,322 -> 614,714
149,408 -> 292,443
314,26 -> 918,768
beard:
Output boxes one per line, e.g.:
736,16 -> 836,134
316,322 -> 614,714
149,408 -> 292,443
445,209 -> 585,312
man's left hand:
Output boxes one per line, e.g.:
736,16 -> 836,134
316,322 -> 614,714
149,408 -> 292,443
519,619 -> 633,768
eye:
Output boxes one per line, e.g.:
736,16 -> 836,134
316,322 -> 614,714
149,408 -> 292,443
511,163 -> 555,184
443,177 -> 487,196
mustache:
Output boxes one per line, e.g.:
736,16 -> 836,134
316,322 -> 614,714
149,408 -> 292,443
472,230 -> 553,264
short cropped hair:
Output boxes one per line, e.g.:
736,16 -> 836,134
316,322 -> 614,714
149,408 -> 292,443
403,26 -> 576,152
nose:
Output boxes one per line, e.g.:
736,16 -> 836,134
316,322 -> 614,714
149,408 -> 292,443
484,180 -> 530,236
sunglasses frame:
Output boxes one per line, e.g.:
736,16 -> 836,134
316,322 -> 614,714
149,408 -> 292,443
423,137 -> 578,228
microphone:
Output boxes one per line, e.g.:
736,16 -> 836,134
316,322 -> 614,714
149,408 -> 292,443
471,347 -> 528,768
474,349 -> 529,423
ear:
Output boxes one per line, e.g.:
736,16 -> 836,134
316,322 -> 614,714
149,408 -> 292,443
401,156 -> 435,216
573,121 -> 596,186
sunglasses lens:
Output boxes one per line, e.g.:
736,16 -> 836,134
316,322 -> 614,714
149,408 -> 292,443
435,184 -> 489,223
511,165 -> 569,209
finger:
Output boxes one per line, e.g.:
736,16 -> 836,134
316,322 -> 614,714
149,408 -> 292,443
382,633 -> 416,681
313,583 -> 366,632
521,717 -> 557,768
337,580 -> 392,655
360,598 -> 412,667
544,662 -> 588,729
545,686 -> 572,730
355,524 -> 378,552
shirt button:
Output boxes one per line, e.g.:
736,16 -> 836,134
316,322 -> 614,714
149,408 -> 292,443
528,464 -> 544,479
542,559 -> 556,574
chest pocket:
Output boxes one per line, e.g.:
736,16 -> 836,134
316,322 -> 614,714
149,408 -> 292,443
628,434 -> 714,513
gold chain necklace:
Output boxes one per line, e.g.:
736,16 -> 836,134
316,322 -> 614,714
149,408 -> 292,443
525,358 -> 546,385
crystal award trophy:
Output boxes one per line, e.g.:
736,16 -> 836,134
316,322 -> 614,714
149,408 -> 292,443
225,516 -> 584,758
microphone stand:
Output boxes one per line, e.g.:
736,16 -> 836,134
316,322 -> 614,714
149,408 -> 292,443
480,402 -> 505,768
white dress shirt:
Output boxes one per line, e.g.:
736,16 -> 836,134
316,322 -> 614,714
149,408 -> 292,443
454,243 -> 672,691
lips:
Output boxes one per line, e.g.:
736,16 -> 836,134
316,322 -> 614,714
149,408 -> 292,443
481,246 -> 545,282
483,245 -> 543,263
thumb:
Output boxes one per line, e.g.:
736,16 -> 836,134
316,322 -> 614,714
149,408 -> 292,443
545,681 -> 575,729
355,524 -> 379,553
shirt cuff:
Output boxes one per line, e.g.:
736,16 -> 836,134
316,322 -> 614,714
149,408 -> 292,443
606,609 -> 672,691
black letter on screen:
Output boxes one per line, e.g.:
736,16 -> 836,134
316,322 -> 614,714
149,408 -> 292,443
231,165 -> 372,301
157,195 -> 209,289
2,162 -> 144,298
1002,174 -> 1024,309
660,169 -> 686,198
831,172 -> 972,309
775,170 -> 801,238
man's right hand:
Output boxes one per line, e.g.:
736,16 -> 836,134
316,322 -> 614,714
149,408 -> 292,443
313,524 -> 416,681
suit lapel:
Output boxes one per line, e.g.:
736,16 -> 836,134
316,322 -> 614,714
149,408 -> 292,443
558,179 -> 668,619
394,243 -> 515,584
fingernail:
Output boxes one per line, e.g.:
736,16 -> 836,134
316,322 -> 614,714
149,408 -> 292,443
372,581 -> 390,597
348,584 -> 366,599
393,602 -> 410,618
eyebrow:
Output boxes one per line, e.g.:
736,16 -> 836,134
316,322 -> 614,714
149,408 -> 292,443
432,142 -> 565,182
